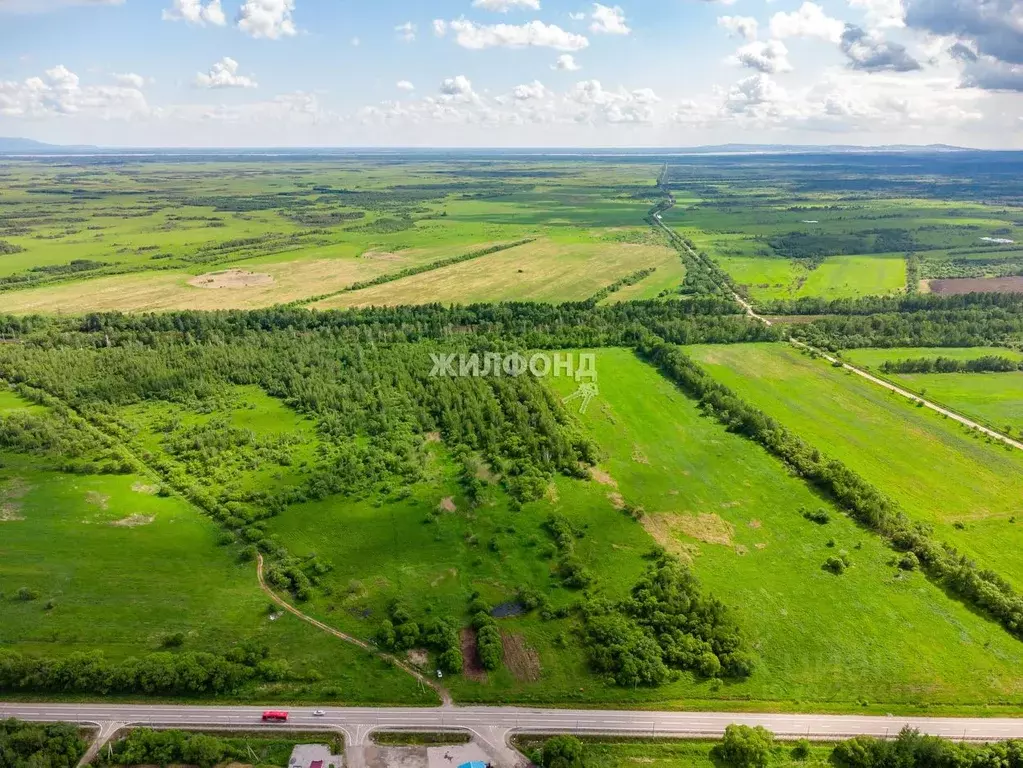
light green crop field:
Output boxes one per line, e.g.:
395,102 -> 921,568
841,347 -> 1023,435
687,343 -> 1023,592
797,253 -> 907,298
843,347 -> 1023,367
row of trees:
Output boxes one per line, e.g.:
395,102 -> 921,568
585,267 -> 658,305
638,338 -> 1023,643
880,355 -> 1022,374
0,644 -> 287,696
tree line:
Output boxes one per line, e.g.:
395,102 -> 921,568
880,355 -> 1023,374
0,643 -> 290,696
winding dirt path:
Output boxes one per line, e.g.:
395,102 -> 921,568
256,553 -> 453,706
650,188 -> 1023,453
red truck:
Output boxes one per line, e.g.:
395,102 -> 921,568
262,711 -> 289,722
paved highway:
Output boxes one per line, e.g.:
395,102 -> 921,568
5,702 -> 1023,742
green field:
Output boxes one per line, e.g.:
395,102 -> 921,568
687,343 -> 1023,592
841,347 -> 1023,434
0,386 -> 436,705
4,152 -> 1023,715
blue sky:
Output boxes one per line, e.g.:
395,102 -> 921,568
0,0 -> 1020,147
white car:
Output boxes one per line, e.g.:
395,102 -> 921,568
313,710 -> 326,717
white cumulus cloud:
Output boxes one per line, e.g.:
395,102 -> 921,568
718,15 -> 759,40
194,57 -> 258,88
236,0 -> 295,39
733,40 -> 793,73
513,80 -> 549,99
444,19 -> 589,50
590,3 -> 630,34
439,75 -> 477,101
0,64 -> 147,119
113,72 -> 146,88
553,53 -> 582,70
471,0 -> 541,10
396,80 -> 415,91
162,0 -> 225,25
770,2 -> 845,42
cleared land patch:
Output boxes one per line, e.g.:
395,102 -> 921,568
929,276 -> 1023,294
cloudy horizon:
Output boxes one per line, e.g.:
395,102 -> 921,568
1,0 -> 1020,148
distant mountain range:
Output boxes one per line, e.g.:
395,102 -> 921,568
0,137 -> 98,152
0,137 -> 976,155
680,143 -> 970,154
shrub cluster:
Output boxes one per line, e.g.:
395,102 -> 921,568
0,719 -> 86,768
581,555 -> 755,687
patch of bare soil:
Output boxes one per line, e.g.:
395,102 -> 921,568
643,512 -> 734,555
85,491 -> 110,510
607,492 -> 626,510
424,431 -> 442,443
361,251 -> 408,262
928,276 -> 1023,295
589,467 -> 618,488
734,544 -> 749,556
406,649 -> 429,668
755,542 -> 767,550
111,514 -> 155,527
131,482 -> 159,495
475,462 -> 499,484
749,519 -> 762,529
0,504 -> 25,522
0,478 -> 29,521
641,515 -> 698,563
460,628 -> 487,682
438,496 -> 457,513
502,631 -> 541,683
188,269 -> 274,289
677,513 -> 735,545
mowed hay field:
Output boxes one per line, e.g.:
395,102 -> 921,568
544,349 -> 1023,708
313,238 -> 680,308
0,243 -> 493,314
687,343 -> 1023,591
843,347 -> 1023,434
